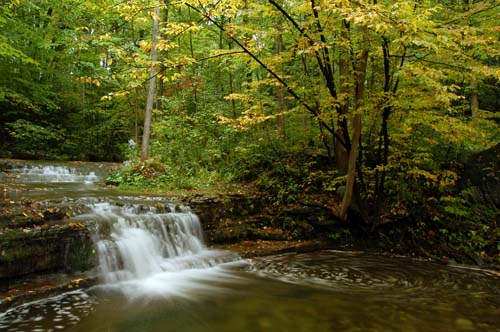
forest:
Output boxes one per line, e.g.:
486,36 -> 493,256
1,0 -> 500,264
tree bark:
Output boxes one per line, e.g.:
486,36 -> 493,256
339,114 -> 361,222
141,3 -> 161,162
274,21 -> 286,134
335,22 -> 352,174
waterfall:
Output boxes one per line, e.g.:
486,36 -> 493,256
9,165 -> 98,183
79,203 -> 243,298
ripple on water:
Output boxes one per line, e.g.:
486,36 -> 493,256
0,290 -> 96,332
249,250 -> 500,300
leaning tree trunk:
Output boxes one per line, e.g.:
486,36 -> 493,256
339,114 -> 361,221
141,3 -> 161,162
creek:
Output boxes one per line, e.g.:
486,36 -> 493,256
0,161 -> 499,332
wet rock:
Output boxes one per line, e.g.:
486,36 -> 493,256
280,203 -> 339,228
189,194 -> 268,244
190,194 -> 340,244
0,224 -> 97,279
0,273 -> 98,311
189,194 -> 264,224
0,203 -> 82,229
214,239 -> 331,258
0,159 -> 15,172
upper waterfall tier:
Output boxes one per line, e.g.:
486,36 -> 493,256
5,164 -> 99,183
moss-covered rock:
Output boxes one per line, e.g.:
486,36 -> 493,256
0,223 -> 96,279
187,193 -> 340,244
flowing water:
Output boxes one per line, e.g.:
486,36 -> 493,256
0,160 -> 120,200
1,161 -> 499,332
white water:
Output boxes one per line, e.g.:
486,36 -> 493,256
10,165 -> 98,183
78,203 -> 244,299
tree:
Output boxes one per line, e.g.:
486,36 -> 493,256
0,2 -> 35,64
0,0 -> 135,160
182,0 -> 500,222
141,2 -> 162,161
1,0 -> 498,230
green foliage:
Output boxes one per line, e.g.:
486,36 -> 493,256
0,0 -> 135,161
0,0 -> 499,261
365,109 -> 500,221
105,156 -> 227,191
328,229 -> 352,244
105,160 -> 167,188
281,216 -> 315,240
6,120 -> 65,159
0,2 -> 36,64
151,105 -> 233,175
224,116 -> 321,205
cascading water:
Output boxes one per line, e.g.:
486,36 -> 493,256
75,202 -> 244,299
9,165 -> 98,183
0,161 -> 118,200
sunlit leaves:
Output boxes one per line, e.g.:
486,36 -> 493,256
79,76 -> 101,87
224,93 -> 253,103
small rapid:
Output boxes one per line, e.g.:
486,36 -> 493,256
5,164 -> 99,184
0,160 -> 121,200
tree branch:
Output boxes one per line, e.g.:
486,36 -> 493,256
442,2 -> 500,25
185,2 -> 349,148
268,0 -> 338,100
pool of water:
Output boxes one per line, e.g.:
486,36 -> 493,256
1,251 -> 499,332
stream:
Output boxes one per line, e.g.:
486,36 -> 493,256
1,161 -> 499,332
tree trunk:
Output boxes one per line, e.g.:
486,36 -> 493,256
355,26 -> 369,105
339,114 -> 361,222
141,3 -> 161,162
336,22 -> 351,174
274,21 -> 286,135
227,39 -> 237,118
